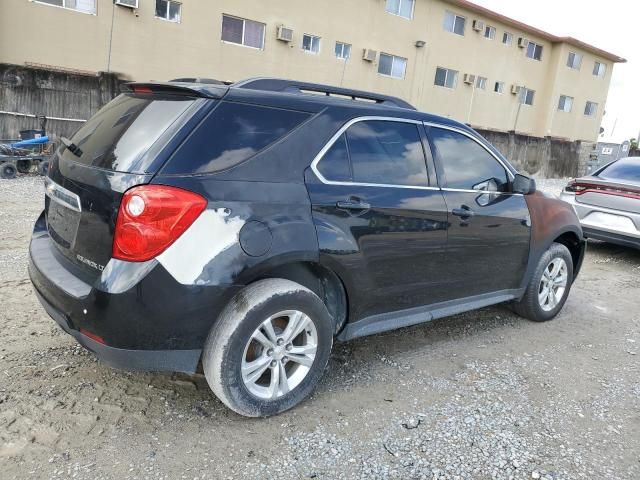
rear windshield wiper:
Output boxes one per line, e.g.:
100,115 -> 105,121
60,137 -> 83,158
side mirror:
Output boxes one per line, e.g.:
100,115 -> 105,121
512,174 -> 536,195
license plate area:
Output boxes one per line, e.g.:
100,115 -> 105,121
45,178 -> 82,249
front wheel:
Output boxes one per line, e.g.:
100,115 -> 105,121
512,242 -> 574,322
202,279 -> 333,417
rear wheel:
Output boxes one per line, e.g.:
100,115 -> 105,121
512,242 -> 574,322
202,279 -> 333,417
0,163 -> 17,179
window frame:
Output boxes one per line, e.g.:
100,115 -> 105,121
302,34 -> 322,54
484,25 -> 496,40
385,0 -> 416,19
593,61 -> 607,77
434,67 -> 458,89
494,81 -> 505,94
335,41 -> 352,60
502,32 -> 513,45
33,0 -> 96,15
155,0 -> 181,23
584,101 -> 598,117
566,51 -> 582,70
519,87 -> 535,106
476,76 -> 487,90
311,117 -> 515,190
221,14 -> 266,50
378,53 -> 408,79
526,41 -> 543,61
557,95 -> 574,113
443,11 -> 466,36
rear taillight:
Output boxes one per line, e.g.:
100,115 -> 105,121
564,181 -> 640,200
113,185 -> 207,262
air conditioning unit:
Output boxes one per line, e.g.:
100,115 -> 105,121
362,49 -> 377,62
472,20 -> 484,32
511,84 -> 521,95
276,26 -> 294,42
517,37 -> 529,48
463,74 -> 476,85
115,0 -> 138,8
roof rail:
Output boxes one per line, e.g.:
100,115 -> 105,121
233,77 -> 416,110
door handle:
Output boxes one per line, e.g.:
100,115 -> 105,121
452,206 -> 475,218
336,199 -> 371,211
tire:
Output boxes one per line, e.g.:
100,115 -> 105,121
0,163 -> 17,179
16,159 -> 32,174
512,242 -> 574,322
202,278 -> 333,417
38,160 -> 49,177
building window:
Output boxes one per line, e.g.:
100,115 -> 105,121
221,15 -> 265,49
302,34 -> 321,54
443,11 -> 465,35
476,76 -> 487,90
155,0 -> 181,23
566,51 -> 582,70
378,53 -> 407,79
519,88 -> 535,106
385,0 -> 415,19
484,25 -> 496,40
558,95 -> 573,112
35,0 -> 96,14
593,61 -> 607,77
526,41 -> 543,61
434,67 -> 458,89
502,32 -> 513,45
584,101 -> 598,116
494,81 -> 505,94
335,42 -> 351,60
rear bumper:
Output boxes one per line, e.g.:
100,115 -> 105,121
559,192 -> 640,249
28,212 -> 241,373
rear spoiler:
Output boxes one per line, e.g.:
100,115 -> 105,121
121,82 -> 228,99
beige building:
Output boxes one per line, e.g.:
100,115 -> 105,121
0,0 -> 626,141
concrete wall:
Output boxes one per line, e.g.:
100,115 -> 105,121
0,0 -> 621,142
477,128 -> 594,178
0,63 -> 121,140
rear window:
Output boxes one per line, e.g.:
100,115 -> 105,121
162,102 -> 311,174
596,158 -> 640,183
61,94 -> 196,174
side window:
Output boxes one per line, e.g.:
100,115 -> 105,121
316,134 -> 352,182
430,128 -> 509,192
345,121 -> 428,186
164,102 -> 310,174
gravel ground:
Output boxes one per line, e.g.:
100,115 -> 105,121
1,176 -> 639,480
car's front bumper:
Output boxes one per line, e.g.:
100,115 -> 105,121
559,192 -> 640,249
28,212 -> 241,373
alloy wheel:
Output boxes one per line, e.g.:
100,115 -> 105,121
241,310 -> 318,400
538,257 -> 568,312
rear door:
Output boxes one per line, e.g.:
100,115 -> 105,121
45,91 -> 205,282
305,118 -> 449,322
426,125 -> 531,297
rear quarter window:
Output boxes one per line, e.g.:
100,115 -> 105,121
163,102 -> 311,174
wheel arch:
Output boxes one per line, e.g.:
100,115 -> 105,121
254,261 -> 348,335
552,230 -> 585,278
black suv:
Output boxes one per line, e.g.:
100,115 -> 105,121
29,78 -> 585,417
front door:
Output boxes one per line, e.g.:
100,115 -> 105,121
305,118 -> 449,322
427,125 -> 531,297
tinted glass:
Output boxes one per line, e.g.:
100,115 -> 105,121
317,134 -> 351,182
378,54 -> 393,76
596,158 -> 640,183
345,121 -> 428,187
155,0 -> 167,17
430,128 -> 509,192
221,15 -> 243,44
60,94 -> 195,174
164,102 -> 310,174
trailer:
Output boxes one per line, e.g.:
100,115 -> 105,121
0,135 -> 53,179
